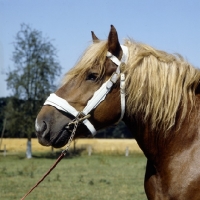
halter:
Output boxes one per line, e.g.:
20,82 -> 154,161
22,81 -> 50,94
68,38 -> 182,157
44,45 -> 129,136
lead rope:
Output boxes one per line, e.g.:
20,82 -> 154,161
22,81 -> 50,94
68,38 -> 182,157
21,114 -> 91,200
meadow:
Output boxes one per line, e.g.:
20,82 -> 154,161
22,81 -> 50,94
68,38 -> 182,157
0,152 -> 147,200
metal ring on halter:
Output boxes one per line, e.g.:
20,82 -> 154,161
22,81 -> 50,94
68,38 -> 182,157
67,113 -> 91,127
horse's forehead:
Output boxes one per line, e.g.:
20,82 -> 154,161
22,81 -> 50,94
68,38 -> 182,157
61,41 -> 108,85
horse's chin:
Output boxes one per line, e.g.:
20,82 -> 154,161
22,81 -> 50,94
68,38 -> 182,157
38,129 -> 71,149
51,129 -> 71,148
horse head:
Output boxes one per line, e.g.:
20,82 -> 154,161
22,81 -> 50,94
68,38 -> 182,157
35,25 -> 128,148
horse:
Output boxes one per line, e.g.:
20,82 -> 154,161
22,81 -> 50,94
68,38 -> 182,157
35,25 -> 200,200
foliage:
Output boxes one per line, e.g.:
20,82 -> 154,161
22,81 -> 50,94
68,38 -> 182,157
3,98 -> 44,138
5,24 -> 61,138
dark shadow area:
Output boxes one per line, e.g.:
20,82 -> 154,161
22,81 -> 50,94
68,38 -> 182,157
95,121 -> 133,138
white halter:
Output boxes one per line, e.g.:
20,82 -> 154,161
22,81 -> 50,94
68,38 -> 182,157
44,45 -> 128,136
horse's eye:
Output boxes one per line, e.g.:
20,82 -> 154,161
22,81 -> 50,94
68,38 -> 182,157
86,73 -> 98,81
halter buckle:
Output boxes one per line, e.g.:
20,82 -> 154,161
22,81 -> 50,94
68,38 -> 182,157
66,112 -> 91,130
120,62 -> 126,72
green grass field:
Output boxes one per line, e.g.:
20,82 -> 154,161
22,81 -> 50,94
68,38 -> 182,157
0,152 -> 147,200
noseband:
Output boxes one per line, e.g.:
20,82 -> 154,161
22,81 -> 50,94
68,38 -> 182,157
44,45 -> 129,136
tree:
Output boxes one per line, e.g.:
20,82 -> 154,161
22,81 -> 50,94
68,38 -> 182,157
7,24 -> 61,100
6,24 -> 61,156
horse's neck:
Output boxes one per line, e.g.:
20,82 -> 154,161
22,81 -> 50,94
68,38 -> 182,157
124,118 -> 158,160
124,96 -> 200,162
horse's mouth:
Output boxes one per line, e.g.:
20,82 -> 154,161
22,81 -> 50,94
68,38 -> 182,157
38,128 -> 71,148
51,129 -> 71,148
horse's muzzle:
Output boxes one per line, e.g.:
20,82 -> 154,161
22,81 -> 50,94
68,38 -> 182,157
35,106 -> 73,148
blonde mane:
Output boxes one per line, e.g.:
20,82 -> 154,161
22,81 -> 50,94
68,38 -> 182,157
124,39 -> 200,132
62,39 -> 200,133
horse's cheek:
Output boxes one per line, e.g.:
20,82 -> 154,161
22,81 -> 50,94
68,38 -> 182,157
94,96 -> 120,124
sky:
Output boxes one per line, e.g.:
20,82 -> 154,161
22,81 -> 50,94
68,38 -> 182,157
0,0 -> 200,97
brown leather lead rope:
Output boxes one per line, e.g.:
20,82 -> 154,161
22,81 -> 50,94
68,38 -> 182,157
21,152 -> 65,200
21,114 -> 91,200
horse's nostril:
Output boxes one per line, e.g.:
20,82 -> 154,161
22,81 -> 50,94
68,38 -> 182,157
43,121 -> 47,132
35,118 -> 48,135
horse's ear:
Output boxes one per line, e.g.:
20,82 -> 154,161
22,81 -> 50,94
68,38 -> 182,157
91,31 -> 99,43
107,25 -> 122,58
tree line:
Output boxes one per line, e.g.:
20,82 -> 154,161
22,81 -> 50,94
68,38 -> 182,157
1,24 -> 132,140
